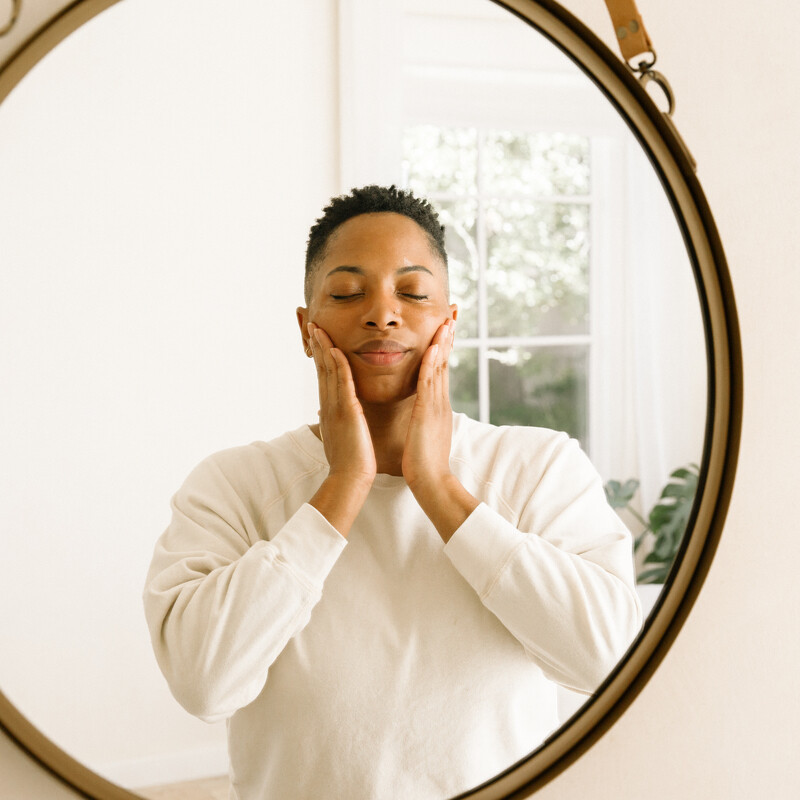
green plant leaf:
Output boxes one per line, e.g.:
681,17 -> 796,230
644,549 -> 672,564
661,480 -> 697,500
638,463 -> 700,582
637,565 -> 670,584
648,465 -> 699,541
669,466 -> 697,482
658,467 -> 698,502
604,477 -> 639,509
648,504 -> 673,528
606,464 -> 699,584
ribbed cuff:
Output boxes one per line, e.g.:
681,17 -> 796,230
266,503 -> 347,589
443,502 -> 527,596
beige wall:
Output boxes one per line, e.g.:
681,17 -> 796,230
537,0 -> 800,796
2,0 -> 799,798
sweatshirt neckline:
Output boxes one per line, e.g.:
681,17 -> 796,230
291,412 -> 469,487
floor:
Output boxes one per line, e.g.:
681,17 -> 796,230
135,775 -> 230,800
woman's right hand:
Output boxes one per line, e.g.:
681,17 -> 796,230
306,323 -> 376,536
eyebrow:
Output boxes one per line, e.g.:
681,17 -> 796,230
324,265 -> 435,279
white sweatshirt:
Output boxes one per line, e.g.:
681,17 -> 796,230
143,413 -> 641,800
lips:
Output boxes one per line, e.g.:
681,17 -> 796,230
354,339 -> 411,366
356,340 -> 408,354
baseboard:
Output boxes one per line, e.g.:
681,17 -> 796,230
96,743 -> 229,789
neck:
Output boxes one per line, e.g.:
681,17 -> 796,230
361,397 -> 416,476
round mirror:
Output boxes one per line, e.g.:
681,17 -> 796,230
0,0 -> 741,798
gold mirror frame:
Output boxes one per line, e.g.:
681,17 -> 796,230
0,1 -> 742,798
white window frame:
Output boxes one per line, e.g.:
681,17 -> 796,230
337,0 -> 699,488
401,128 -> 598,441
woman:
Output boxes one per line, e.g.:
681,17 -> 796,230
144,185 -> 641,800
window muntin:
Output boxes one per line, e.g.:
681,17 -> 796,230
403,125 -> 592,445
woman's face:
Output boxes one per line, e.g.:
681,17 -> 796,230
297,212 -> 457,406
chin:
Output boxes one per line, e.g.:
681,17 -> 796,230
354,376 -> 416,407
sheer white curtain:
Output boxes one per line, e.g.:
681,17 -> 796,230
339,0 -> 708,522
621,147 -> 707,515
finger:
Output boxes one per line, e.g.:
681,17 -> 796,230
428,320 -> 452,363
439,337 -> 450,405
305,321 -> 317,355
444,318 -> 456,361
433,339 -> 447,406
439,320 -> 455,404
313,325 -> 334,349
315,328 -> 359,410
316,327 -> 339,403
416,344 -> 439,404
433,318 -> 454,363
428,324 -> 450,405
316,329 -> 341,410
308,325 -> 328,409
330,347 -> 359,408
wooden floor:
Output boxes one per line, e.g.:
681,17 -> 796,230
135,775 -> 229,800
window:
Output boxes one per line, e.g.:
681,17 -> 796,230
402,126 -> 593,444
338,0 -> 708,495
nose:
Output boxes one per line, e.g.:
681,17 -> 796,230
362,292 -> 400,330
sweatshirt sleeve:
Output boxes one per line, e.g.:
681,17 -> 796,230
142,451 -> 346,723
443,436 -> 642,694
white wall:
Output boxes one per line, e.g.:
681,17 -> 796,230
1,0 -> 799,798
0,0 -> 338,789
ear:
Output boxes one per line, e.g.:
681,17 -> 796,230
296,307 -> 312,358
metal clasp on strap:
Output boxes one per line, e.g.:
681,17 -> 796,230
604,0 -> 696,171
629,50 -> 675,118
629,48 -> 695,170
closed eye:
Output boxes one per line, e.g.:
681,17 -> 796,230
329,291 -> 428,301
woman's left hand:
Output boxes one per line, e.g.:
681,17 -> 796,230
402,318 -> 456,491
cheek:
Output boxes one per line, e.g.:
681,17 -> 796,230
309,309 -> 347,344
418,312 -> 448,345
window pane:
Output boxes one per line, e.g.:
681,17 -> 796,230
484,131 -> 591,196
402,126 -> 478,197
437,200 -> 478,339
486,199 -> 590,337
449,346 -> 479,420
488,345 -> 588,444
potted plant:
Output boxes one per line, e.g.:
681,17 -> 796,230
604,463 -> 700,584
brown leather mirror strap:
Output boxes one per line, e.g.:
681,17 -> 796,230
603,0 -> 654,63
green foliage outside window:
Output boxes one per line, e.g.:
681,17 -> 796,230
402,125 -> 592,444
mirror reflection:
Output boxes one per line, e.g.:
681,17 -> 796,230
0,0 -> 707,796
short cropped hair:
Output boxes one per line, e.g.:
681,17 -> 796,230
304,185 -> 448,303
